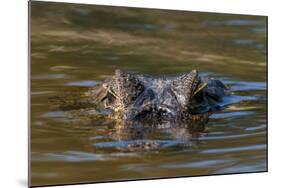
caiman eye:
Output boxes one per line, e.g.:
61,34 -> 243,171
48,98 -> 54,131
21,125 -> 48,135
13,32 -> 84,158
192,89 -> 205,103
103,92 -> 116,109
191,82 -> 207,103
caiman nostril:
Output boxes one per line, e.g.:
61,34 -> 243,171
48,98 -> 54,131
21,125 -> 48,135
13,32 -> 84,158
157,107 -> 170,116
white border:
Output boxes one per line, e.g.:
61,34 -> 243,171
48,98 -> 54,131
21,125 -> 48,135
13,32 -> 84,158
1,0 -> 280,188
30,0 -> 269,15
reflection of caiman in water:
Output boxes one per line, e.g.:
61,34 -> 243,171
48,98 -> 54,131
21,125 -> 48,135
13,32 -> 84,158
51,69 -> 229,151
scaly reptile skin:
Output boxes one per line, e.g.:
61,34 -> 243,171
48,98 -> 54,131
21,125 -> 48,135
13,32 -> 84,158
93,69 -> 228,125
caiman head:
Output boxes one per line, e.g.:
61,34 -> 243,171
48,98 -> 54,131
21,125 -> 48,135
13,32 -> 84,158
95,69 -> 225,124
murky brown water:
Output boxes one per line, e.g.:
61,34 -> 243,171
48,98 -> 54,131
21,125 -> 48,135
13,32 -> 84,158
30,1 -> 267,187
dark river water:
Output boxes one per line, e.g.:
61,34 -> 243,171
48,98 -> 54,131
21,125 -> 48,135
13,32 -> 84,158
30,2 -> 267,186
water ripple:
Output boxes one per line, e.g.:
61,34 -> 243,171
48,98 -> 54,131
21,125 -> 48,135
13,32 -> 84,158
198,131 -> 266,141
162,158 -> 236,169
223,80 -> 266,91
32,151 -> 138,162
200,144 -> 267,154
66,80 -> 98,87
